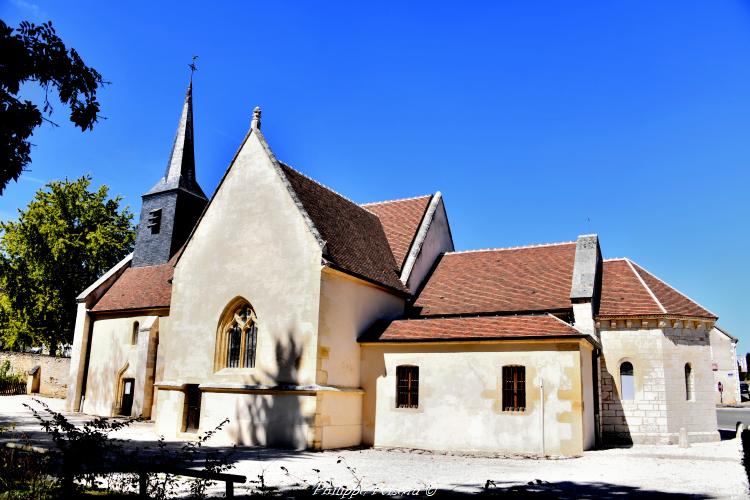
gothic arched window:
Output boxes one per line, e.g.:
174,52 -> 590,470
216,300 -> 258,370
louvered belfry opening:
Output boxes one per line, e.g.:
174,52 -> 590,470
502,365 -> 526,411
396,365 -> 419,408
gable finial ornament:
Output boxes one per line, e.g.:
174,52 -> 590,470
251,106 -> 262,130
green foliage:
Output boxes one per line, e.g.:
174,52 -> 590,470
0,19 -> 105,194
0,177 -> 134,352
23,400 -> 234,499
0,360 -> 24,384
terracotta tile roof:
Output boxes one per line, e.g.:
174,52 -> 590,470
278,163 -> 406,293
91,261 -> 174,312
412,242 -> 577,316
598,259 -> 716,319
359,314 -> 583,342
91,250 -> 181,313
362,195 -> 432,270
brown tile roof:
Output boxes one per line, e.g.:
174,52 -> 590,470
598,259 -> 716,319
91,261 -> 174,312
362,195 -> 432,270
278,163 -> 406,293
91,250 -> 181,313
359,314 -> 583,342
412,242 -> 577,316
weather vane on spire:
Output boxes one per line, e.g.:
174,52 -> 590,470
188,55 -> 198,80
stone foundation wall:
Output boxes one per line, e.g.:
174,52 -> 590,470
0,352 -> 70,398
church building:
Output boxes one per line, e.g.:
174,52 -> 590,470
67,82 -> 721,456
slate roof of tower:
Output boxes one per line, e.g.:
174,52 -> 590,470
145,81 -> 206,199
598,259 -> 716,319
362,195 -> 432,270
277,163 -> 407,293
412,242 -> 578,316
359,314 -> 584,342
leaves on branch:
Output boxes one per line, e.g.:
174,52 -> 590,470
0,20 -> 105,194
0,176 -> 134,352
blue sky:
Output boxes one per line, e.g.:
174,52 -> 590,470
2,1 -> 749,348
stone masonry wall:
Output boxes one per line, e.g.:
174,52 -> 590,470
599,321 -> 719,445
0,352 -> 70,398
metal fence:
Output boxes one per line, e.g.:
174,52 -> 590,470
0,379 -> 26,395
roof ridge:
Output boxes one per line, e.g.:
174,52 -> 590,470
446,241 -> 576,255
624,258 -> 667,314
604,257 -> 629,262
277,161 -> 362,207
628,260 -> 718,318
361,194 -> 432,206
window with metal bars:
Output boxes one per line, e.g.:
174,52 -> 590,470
502,365 -> 526,411
396,365 -> 419,408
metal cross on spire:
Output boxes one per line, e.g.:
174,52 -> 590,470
188,55 -> 198,80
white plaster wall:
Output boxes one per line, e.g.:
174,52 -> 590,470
361,342 -> 587,456
82,314 -> 158,417
317,269 -> 404,388
710,328 -> 740,404
404,198 -> 453,293
155,132 -> 324,439
316,391 -> 364,449
199,391 -> 317,449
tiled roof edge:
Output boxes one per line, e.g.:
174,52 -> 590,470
76,253 -> 133,302
361,194 -> 432,207
400,192 -> 439,284
278,161 -> 360,206
629,260 -> 718,319
624,258 -> 667,314
447,240 -> 576,255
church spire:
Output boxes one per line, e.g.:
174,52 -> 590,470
132,76 -> 209,268
145,79 -> 206,199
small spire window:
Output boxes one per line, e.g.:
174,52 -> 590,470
147,208 -> 162,234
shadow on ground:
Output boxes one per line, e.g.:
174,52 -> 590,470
227,481 -> 712,499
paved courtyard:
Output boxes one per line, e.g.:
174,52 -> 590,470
1,396 -> 747,498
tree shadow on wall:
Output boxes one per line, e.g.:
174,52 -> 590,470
231,333 -> 308,450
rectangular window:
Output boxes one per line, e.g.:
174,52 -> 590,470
396,365 -> 419,409
502,365 -> 526,411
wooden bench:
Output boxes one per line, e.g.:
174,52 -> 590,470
4,441 -> 246,498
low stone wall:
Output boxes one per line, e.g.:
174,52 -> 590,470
0,352 -> 69,398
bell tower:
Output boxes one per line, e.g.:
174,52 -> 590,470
132,80 -> 207,267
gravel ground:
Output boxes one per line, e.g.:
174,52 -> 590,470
1,395 -> 747,499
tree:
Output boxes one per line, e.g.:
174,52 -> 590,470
0,176 -> 134,353
0,20 -> 105,194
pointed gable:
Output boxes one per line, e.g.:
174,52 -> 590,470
599,259 -> 716,318
413,242 -> 577,316
362,195 -> 432,270
277,163 -> 406,293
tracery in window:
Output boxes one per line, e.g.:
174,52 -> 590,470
216,300 -> 258,370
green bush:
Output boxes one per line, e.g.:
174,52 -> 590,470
0,361 -> 24,384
